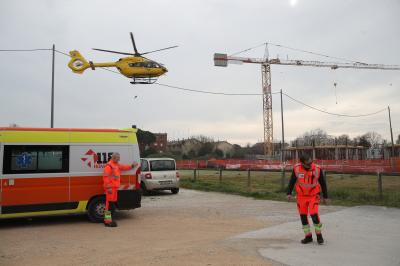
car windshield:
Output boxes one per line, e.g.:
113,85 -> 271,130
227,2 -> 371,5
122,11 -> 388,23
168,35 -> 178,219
150,160 -> 175,171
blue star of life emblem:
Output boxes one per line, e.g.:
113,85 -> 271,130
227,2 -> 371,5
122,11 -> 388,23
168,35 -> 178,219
16,152 -> 33,168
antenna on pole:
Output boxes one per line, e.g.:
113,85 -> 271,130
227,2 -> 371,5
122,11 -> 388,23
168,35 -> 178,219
51,44 -> 55,128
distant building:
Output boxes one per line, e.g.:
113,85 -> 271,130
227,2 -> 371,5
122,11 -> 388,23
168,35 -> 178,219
383,144 -> 400,158
167,139 -> 234,158
150,133 -> 167,153
246,142 -> 283,160
167,138 -> 203,157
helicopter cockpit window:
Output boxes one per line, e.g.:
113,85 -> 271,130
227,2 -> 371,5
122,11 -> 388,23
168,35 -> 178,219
128,62 -> 161,68
148,62 -> 161,68
128,62 -> 140,67
128,62 -> 147,68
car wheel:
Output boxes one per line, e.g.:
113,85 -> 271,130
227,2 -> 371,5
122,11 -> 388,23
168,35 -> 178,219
171,188 -> 179,194
87,196 -> 106,223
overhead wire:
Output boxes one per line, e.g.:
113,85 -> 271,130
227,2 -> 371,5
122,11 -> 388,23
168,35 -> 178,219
282,92 -> 387,117
155,83 -> 387,117
229,43 -> 266,57
54,49 -> 70,57
155,82 -> 275,96
0,48 -> 52,52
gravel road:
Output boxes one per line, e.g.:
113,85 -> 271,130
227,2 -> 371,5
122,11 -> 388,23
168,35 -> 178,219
0,189 -> 346,266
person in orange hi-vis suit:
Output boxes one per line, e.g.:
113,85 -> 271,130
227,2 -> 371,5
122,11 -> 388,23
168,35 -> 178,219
287,153 -> 328,244
103,152 -> 138,227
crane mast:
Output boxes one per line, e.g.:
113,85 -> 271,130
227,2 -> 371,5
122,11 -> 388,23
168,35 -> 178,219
262,63 -> 273,157
214,52 -> 400,157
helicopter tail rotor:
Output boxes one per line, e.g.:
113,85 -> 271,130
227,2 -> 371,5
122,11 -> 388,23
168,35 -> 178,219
68,50 -> 91,73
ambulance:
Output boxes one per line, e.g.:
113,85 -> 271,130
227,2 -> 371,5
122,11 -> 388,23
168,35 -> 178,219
0,127 -> 141,222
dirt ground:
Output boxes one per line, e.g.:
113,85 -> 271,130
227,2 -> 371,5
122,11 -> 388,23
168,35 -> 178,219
0,189 -> 343,266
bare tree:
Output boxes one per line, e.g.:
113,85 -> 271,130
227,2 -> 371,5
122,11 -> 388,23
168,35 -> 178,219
362,132 -> 383,149
354,135 -> 371,148
192,135 -> 214,143
294,128 -> 328,146
337,134 -> 350,145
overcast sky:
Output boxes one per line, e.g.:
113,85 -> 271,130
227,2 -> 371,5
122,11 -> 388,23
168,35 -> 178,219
1,0 -> 399,146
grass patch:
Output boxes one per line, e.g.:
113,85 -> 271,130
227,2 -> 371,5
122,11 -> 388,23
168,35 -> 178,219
179,170 -> 400,208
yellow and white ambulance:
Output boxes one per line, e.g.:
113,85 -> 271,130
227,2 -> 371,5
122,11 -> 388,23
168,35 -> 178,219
0,127 -> 141,222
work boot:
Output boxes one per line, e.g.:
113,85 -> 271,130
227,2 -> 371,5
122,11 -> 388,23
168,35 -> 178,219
104,221 -> 118,227
301,235 -> 313,244
316,233 -> 324,244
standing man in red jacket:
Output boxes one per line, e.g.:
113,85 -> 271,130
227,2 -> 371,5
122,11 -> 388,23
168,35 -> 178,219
103,152 -> 138,227
287,154 -> 328,244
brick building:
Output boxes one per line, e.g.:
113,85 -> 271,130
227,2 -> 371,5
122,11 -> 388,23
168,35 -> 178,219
150,133 -> 168,153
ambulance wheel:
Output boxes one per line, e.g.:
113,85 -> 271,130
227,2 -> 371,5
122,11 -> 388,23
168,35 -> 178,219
87,196 -> 106,223
141,182 -> 149,195
171,188 -> 179,194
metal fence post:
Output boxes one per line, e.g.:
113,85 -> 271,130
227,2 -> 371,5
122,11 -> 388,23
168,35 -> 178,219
280,167 -> 286,191
193,168 -> 197,182
377,172 -> 383,200
247,168 -> 251,188
219,168 -> 222,183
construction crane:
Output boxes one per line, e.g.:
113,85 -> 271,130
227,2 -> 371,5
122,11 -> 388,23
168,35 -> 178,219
214,48 -> 400,158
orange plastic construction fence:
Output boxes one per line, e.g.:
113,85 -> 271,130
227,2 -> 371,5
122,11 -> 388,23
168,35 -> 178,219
176,158 -> 400,174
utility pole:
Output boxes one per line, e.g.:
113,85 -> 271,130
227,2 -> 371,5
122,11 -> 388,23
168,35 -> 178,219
51,44 -> 55,128
388,106 -> 395,157
280,89 -> 286,190
280,89 -> 285,161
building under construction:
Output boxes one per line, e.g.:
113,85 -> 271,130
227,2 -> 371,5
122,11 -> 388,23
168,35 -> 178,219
284,145 -> 367,160
282,139 -> 400,161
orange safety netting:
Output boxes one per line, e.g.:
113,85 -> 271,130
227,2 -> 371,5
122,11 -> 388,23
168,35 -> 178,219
176,158 -> 400,174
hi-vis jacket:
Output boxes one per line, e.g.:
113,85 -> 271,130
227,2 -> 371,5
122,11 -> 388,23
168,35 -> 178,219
287,163 -> 328,198
103,161 -> 133,189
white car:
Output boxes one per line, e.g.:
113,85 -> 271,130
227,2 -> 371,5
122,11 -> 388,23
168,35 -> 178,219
140,158 -> 180,194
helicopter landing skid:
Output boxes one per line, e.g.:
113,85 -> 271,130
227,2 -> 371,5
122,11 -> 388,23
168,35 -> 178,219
130,77 -> 158,84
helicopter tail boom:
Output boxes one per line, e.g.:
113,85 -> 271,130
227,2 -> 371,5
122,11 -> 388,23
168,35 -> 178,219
68,50 -> 91,74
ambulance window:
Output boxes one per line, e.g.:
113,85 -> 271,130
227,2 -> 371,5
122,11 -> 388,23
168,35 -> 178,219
10,151 -> 38,171
3,145 -> 69,174
38,150 -> 63,170
141,160 -> 149,171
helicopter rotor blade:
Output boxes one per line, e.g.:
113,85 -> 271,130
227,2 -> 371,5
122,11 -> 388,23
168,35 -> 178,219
92,48 -> 135,56
130,32 -> 139,55
140,45 -> 178,55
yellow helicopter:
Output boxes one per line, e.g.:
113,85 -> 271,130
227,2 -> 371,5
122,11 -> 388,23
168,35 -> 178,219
68,32 -> 177,84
